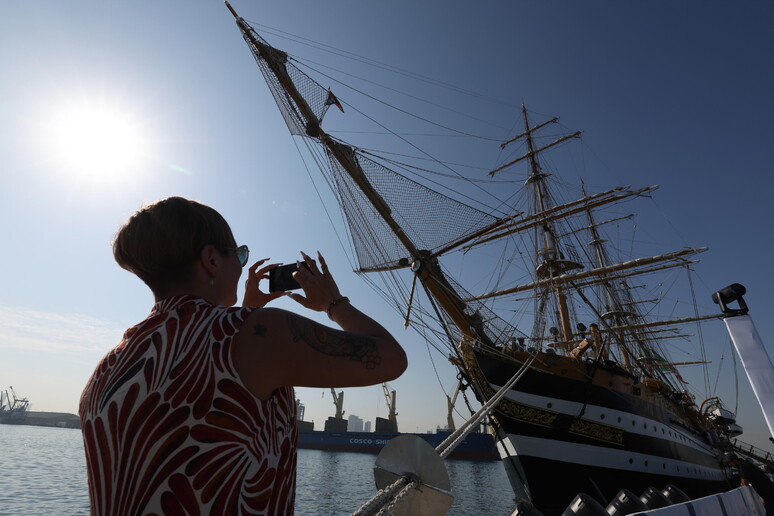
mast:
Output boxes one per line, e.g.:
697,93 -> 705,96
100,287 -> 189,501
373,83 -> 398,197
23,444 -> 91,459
226,4 -> 485,344
518,105 -> 580,344
227,6 -> 716,392
446,381 -> 461,431
583,182 -> 636,368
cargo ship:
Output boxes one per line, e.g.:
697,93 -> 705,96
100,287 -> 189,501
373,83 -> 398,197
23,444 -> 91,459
296,386 -> 499,462
298,428 -> 499,462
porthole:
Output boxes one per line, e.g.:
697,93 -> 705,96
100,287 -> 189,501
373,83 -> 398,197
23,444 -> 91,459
600,414 -> 605,420
644,460 -> 649,467
632,421 -> 636,427
617,417 -> 622,423
644,423 -> 648,429
547,403 -> 553,408
662,464 -> 666,470
628,458 -> 633,464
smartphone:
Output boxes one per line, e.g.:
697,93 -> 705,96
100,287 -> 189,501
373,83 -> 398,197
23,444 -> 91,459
269,261 -> 314,292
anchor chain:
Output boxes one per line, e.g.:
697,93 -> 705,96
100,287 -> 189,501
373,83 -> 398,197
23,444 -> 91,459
349,352 -> 537,516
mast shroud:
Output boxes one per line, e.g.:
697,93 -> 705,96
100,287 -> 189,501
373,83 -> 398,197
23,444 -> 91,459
227,9 -> 513,344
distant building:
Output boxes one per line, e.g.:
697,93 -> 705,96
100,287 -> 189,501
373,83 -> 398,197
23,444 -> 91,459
348,414 -> 364,432
364,421 -> 371,432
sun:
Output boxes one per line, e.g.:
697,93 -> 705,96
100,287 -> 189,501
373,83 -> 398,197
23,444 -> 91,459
44,100 -> 147,182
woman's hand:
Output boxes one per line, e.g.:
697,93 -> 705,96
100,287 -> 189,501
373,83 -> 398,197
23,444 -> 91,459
287,251 -> 342,312
242,259 -> 286,308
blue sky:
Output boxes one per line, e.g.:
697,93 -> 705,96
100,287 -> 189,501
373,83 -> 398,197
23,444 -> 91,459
1,0 -> 773,451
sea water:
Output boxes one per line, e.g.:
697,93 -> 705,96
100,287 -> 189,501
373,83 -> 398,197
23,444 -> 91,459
0,425 -> 515,515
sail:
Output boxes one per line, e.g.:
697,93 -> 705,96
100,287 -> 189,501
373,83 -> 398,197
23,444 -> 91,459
724,315 -> 774,439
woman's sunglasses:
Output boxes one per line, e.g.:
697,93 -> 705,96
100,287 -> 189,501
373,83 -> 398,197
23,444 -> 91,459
226,245 -> 249,267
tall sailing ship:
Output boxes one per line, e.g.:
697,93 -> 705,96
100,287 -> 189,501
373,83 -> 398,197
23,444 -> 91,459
224,4 -> 751,512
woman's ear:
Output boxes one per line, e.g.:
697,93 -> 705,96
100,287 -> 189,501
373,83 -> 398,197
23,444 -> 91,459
199,244 -> 220,276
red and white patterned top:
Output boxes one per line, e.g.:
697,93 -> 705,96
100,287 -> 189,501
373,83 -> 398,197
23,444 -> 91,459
80,296 -> 297,515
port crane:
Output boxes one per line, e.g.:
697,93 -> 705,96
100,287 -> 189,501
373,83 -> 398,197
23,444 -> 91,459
330,388 -> 344,420
381,383 -> 398,431
0,386 -> 29,421
1,386 -> 28,412
446,381 -> 462,432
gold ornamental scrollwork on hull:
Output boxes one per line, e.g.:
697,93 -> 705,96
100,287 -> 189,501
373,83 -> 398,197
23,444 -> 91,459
460,342 -> 624,445
461,342 -> 558,427
568,418 -> 624,446
496,398 -> 558,427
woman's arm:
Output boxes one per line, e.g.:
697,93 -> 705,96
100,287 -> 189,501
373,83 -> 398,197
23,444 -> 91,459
233,252 -> 407,400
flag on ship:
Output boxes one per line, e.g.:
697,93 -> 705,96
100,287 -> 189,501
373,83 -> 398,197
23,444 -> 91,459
325,90 -> 344,112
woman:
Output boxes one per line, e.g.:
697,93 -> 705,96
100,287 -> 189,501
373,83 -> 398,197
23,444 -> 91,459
79,197 -> 407,515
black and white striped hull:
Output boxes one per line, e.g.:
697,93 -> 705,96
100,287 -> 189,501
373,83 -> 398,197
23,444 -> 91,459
473,353 -> 733,513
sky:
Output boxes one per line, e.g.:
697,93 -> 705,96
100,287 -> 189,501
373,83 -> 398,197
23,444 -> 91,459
1,0 -> 773,458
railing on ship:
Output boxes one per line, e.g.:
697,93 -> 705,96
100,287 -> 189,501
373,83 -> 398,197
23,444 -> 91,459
731,438 -> 774,466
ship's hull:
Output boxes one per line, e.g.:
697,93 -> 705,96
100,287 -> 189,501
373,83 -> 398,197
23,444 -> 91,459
298,429 -> 500,462
471,350 -> 734,513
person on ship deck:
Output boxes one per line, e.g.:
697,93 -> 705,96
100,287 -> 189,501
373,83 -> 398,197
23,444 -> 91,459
79,196 -> 407,515
728,456 -> 774,515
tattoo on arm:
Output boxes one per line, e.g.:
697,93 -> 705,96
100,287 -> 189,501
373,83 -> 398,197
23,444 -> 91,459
285,313 -> 381,369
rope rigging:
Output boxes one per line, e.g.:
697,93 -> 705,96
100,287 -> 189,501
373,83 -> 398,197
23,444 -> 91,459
223,9 -> 768,515
243,19 -> 519,110
350,353 -> 537,516
311,95 -> 520,220
292,58 -> 504,143
290,54 -> 510,133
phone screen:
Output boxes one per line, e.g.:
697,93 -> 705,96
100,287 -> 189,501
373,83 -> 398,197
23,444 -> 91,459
269,263 -> 301,292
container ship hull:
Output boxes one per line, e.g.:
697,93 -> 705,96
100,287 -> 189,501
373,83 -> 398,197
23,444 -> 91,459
298,429 -> 500,462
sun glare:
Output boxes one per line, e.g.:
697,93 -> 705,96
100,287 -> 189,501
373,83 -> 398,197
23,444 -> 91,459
45,100 -> 147,182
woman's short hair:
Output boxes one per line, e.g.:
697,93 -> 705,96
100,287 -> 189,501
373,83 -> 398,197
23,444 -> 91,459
113,197 -> 236,293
